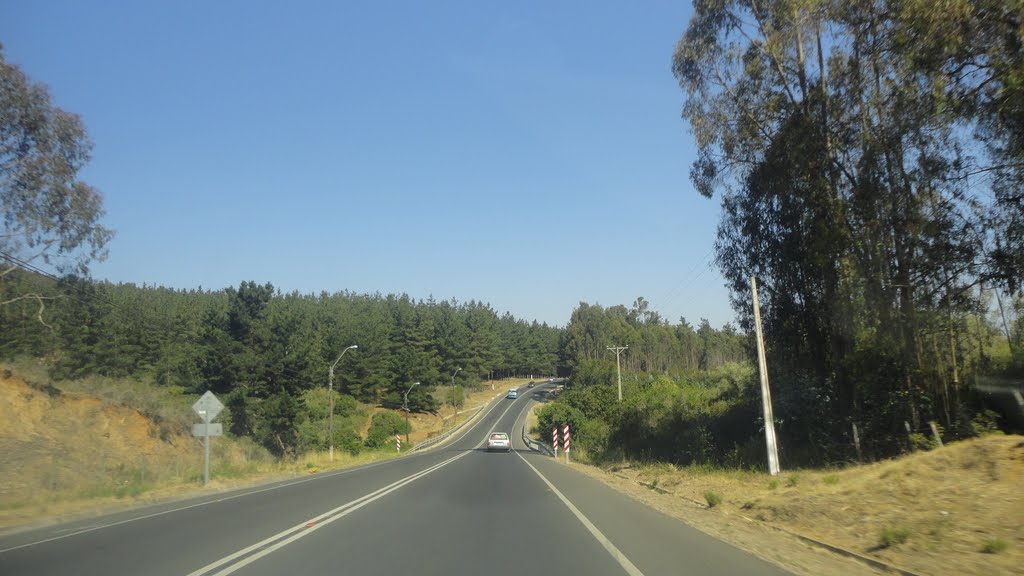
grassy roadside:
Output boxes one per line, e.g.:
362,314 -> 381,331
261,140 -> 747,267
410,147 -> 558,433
524,394 -> 1023,576
0,363 -> 533,532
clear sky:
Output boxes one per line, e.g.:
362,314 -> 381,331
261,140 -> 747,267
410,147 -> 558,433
1,1 -> 736,328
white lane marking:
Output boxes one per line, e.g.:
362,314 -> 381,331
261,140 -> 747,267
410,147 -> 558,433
0,456 -> 400,555
0,386 -> 530,554
472,384 -> 552,451
510,391 -> 546,452
195,396 -> 532,574
189,451 -> 470,576
0,385 -> 549,556
420,382 -> 550,453
515,451 -> 646,576
197,386 -> 551,574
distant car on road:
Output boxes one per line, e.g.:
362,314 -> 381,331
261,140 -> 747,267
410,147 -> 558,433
506,388 -> 518,399
527,381 -> 535,388
486,432 -> 511,452
548,377 -> 554,383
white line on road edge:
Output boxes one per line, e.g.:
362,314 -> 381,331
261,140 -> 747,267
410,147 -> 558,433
0,456 -> 401,555
0,384 -> 532,555
192,391 -> 537,575
515,451 -> 646,576
187,450 -> 470,576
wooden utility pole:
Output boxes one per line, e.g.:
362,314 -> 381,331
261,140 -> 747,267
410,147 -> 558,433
607,346 -> 628,401
752,277 -> 781,475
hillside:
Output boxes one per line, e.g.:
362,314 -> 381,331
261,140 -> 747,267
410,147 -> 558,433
0,369 -> 195,516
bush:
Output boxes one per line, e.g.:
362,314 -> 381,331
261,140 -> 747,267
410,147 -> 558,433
822,474 -> 839,485
981,538 -> 1008,554
365,411 -> 410,449
704,490 -> 722,508
536,403 -> 588,447
970,410 -> 1003,437
878,527 -> 910,548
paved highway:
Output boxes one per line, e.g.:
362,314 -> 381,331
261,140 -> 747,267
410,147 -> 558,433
0,384 -> 790,575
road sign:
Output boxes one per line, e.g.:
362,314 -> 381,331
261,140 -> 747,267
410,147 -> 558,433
192,391 -> 224,421
192,423 -> 223,437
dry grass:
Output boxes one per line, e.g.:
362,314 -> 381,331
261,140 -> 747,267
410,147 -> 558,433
589,435 -> 1024,576
0,367 -> 533,531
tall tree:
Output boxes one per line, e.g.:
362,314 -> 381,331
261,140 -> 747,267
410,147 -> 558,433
0,48 -> 113,297
673,0 -> 998,454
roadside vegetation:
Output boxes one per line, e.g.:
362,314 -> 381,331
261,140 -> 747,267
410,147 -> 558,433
578,434 -> 1023,576
0,363 -> 514,528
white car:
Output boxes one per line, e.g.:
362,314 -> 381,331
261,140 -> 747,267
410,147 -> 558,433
506,388 -> 518,399
487,432 -> 511,452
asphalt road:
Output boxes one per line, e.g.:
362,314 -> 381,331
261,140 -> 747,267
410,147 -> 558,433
0,384 -> 790,576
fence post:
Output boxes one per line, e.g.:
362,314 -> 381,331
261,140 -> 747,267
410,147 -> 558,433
852,422 -> 863,462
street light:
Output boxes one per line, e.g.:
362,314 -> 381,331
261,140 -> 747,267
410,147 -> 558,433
448,368 -> 462,430
402,381 -> 420,445
328,345 -> 358,461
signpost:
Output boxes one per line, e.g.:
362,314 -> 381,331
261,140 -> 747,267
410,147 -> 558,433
192,391 -> 224,486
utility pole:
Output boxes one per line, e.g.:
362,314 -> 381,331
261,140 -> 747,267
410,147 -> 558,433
328,345 -> 358,461
607,346 -> 628,401
751,277 -> 780,475
402,382 -> 420,445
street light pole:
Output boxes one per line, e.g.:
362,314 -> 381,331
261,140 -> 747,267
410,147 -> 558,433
402,381 -> 420,445
607,345 -> 628,401
449,368 -> 462,430
328,345 -> 358,461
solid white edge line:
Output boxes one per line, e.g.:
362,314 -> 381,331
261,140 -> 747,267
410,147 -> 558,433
0,384 -> 535,555
196,386 -> 542,575
194,451 -> 470,576
0,455 -> 403,555
0,383 -> 552,560
515,451 -> 646,576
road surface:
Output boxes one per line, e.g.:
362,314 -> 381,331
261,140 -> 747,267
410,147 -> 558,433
0,384 -> 790,576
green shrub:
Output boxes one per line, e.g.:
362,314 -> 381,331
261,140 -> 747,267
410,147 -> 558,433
767,479 -> 779,490
704,490 -> 722,508
878,527 -> 910,548
981,538 -> 1008,554
786,475 -> 800,487
970,410 -> 1003,437
822,474 -> 839,485
364,411 -> 410,449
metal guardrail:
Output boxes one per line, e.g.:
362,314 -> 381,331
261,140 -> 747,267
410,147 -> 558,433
521,423 -> 554,456
410,403 -> 486,452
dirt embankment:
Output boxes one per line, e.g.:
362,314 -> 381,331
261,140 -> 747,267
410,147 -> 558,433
572,435 -> 1024,576
0,370 -> 196,510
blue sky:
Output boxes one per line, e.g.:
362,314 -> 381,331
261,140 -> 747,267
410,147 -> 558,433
1,1 -> 735,328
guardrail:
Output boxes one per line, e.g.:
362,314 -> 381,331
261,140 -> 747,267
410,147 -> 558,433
410,403 -> 486,452
521,423 -> 554,456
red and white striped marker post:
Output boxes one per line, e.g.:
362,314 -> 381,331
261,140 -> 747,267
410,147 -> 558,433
562,424 -> 570,463
396,434 -> 401,452
552,427 -> 559,460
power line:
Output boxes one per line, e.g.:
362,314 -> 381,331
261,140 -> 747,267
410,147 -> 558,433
649,247 -> 716,322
